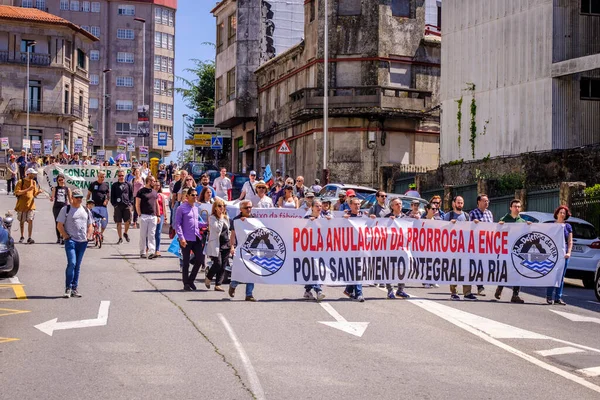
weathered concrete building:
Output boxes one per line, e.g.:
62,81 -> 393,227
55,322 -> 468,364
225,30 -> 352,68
0,5 -> 98,153
253,0 -> 441,187
211,0 -> 305,173
440,0 -> 600,164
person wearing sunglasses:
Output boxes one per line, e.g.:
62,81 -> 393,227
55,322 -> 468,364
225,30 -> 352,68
423,195 -> 445,220
277,185 -> 299,209
131,168 -> 145,228
368,190 -> 390,218
50,173 -> 72,244
302,200 -> 329,301
174,188 -> 204,291
384,197 -> 410,299
228,199 -> 257,301
254,181 -> 273,208
135,176 -> 160,259
111,169 -> 134,244
204,198 -> 231,291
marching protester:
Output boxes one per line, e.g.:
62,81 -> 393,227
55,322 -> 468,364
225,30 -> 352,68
229,199 -> 257,301
269,181 -> 283,204
469,194 -> 494,296
204,198 -> 231,292
238,170 -> 257,203
132,168 -> 145,228
321,199 -> 333,218
14,168 -> 41,244
16,149 -> 27,179
343,197 -> 366,302
111,169 -> 133,244
199,186 -> 214,205
496,199 -> 531,304
157,164 -> 167,186
86,171 -> 110,236
311,178 -> 322,194
300,191 -> 315,212
369,190 -> 390,218
136,176 -> 159,259
384,197 -> 410,299
7,155 -> 17,195
405,183 -> 420,198
56,189 -> 94,298
213,167 -> 232,200
293,176 -> 309,199
424,195 -> 445,219
278,185 -> 299,208
174,188 -> 203,291
198,173 -> 216,198
166,161 -> 175,183
546,205 -> 573,305
333,190 -> 347,211
423,203 -> 438,220
254,181 -> 273,208
302,199 -> 328,301
50,173 -> 71,244
405,199 -> 422,219
154,180 -> 168,257
177,174 -> 197,202
340,189 -> 356,212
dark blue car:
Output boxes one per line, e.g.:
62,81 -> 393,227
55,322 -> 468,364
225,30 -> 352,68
0,216 -> 19,278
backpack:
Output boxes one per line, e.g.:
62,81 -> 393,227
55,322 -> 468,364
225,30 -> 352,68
448,210 -> 469,221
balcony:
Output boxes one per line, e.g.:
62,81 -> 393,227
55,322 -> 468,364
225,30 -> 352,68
5,98 -> 84,120
0,51 -> 52,66
289,86 -> 433,121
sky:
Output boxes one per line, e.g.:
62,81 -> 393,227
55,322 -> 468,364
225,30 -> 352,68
169,1 -> 217,162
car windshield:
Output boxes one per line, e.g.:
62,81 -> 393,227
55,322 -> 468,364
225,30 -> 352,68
191,165 -> 205,175
347,188 -> 376,201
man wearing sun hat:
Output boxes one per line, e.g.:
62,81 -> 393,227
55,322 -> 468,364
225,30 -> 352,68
14,167 -> 41,244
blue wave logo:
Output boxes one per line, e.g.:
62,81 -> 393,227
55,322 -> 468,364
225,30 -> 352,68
249,256 -> 284,273
521,260 -> 555,275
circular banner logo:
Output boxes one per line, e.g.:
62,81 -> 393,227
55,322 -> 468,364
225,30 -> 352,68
511,232 -> 559,279
240,228 -> 286,276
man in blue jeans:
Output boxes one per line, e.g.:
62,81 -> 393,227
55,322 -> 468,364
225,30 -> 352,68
343,197 -> 366,302
229,199 -> 256,301
57,189 -> 94,298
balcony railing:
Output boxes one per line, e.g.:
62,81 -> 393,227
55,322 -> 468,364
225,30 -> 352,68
289,86 -> 433,120
5,98 -> 84,119
0,51 -> 52,66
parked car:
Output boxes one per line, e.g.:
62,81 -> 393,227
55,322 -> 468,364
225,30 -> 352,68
205,170 -> 250,200
595,264 -> 600,302
519,211 -> 600,289
0,215 -> 19,278
181,162 -> 219,182
317,183 -> 377,203
360,193 -> 428,215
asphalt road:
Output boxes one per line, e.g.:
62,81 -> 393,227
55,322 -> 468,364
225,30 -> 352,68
1,191 -> 600,400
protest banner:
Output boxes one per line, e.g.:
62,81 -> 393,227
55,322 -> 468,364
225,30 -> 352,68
74,138 -> 83,153
40,164 -> 132,194
31,140 -> 41,156
96,150 -> 106,161
139,146 -> 149,161
231,218 -> 566,287
43,140 -> 53,155
127,137 -> 136,152
0,137 -> 9,150
117,139 -> 127,154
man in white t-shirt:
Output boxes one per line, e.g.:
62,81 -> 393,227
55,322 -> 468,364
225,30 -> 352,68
239,170 -> 257,204
213,167 -> 232,200
254,181 -> 273,208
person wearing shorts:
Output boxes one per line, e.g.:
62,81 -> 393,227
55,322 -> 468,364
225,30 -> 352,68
14,168 -> 40,244
87,170 -> 110,234
111,169 -> 133,244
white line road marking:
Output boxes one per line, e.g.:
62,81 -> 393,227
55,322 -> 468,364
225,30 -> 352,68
536,347 -> 586,357
550,309 -> 600,324
578,366 -> 600,377
218,313 -> 266,400
410,298 -> 600,394
318,302 -> 369,337
35,301 -> 110,336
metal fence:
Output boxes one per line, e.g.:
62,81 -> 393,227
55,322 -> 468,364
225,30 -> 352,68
421,187 -> 444,203
571,194 -> 600,232
393,176 -> 415,195
526,186 -> 560,213
453,184 -> 478,211
488,194 -> 513,221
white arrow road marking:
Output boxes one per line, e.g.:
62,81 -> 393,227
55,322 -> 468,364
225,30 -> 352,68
409,298 -> 600,394
35,301 -> 110,337
549,309 -> 600,324
318,302 -> 369,338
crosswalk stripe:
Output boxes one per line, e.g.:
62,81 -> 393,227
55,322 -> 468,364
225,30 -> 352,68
577,366 -> 600,377
536,346 -> 585,357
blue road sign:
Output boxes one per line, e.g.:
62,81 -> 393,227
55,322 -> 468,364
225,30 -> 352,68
211,136 -> 223,150
158,131 -> 167,146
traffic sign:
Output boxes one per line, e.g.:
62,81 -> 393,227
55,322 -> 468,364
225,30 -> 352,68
211,136 -> 223,150
194,118 -> 214,126
277,140 -> 292,154
158,131 -> 167,147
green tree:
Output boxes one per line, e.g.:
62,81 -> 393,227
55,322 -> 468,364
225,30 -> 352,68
176,58 -> 215,133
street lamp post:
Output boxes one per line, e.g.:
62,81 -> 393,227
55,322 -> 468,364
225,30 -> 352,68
101,68 -> 111,151
181,113 -> 188,164
25,40 -> 36,151
322,0 -> 329,185
134,18 -> 146,147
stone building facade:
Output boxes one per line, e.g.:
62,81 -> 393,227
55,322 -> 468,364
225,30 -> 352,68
254,0 -> 441,187
0,5 -> 98,153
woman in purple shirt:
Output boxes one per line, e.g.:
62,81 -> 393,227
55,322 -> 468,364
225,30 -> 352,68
174,187 -> 203,291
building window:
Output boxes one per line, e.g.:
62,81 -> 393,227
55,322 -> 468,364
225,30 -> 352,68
310,0 -> 315,22
154,55 -> 161,71
168,57 -> 173,73
155,8 -> 161,23
167,104 -> 172,120
90,74 -> 99,85
167,35 -> 173,50
91,26 -> 100,37
89,98 -> 98,109
160,103 -> 167,119
116,76 -> 133,87
90,50 -> 99,60
169,10 -> 174,27
154,79 -> 161,95
153,103 -> 159,118
76,49 -> 86,69
162,9 -> 169,25
82,1 -> 90,12
116,100 -> 133,111
60,0 -> 68,10
216,76 -> 223,106
155,32 -> 172,49
117,52 -> 134,63
228,13 -> 237,46
91,1 -> 100,12
581,0 -> 600,14
437,4 -> 442,28
338,0 -> 361,16
117,29 -> 134,40
118,4 -> 135,15
22,0 -> 33,7
35,0 -> 46,9
116,122 -> 132,135
581,77 -> 600,100
216,22 -> 224,53
70,0 -> 79,11
162,33 -> 168,49
391,0 -> 410,17
389,62 -> 412,88
81,26 -> 90,32
227,68 -> 236,101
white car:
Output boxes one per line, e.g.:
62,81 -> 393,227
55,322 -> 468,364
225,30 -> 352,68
520,211 -> 600,289
595,264 -> 600,302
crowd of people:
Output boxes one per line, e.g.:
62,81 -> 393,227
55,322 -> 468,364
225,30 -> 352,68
6,156 -> 572,306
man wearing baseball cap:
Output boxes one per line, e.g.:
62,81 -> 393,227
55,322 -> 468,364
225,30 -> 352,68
57,189 -> 94,298
333,190 -> 347,211
14,168 -> 41,244
238,170 -> 258,204
340,189 -> 356,212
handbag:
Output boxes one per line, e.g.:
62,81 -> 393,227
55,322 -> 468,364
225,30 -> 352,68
169,226 -> 176,239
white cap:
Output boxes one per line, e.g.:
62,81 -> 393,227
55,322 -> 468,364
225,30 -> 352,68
25,168 -> 37,175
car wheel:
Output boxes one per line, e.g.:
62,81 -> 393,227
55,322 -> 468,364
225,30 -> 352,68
595,270 -> 600,302
582,276 -> 595,289
2,249 -> 19,278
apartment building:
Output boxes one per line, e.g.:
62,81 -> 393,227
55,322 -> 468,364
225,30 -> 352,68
211,0 -> 305,173
11,0 -> 177,157
0,5 -> 98,153
254,0 -> 441,187
440,0 -> 600,164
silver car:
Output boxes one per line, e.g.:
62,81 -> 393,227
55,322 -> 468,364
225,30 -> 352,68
519,211 -> 600,289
